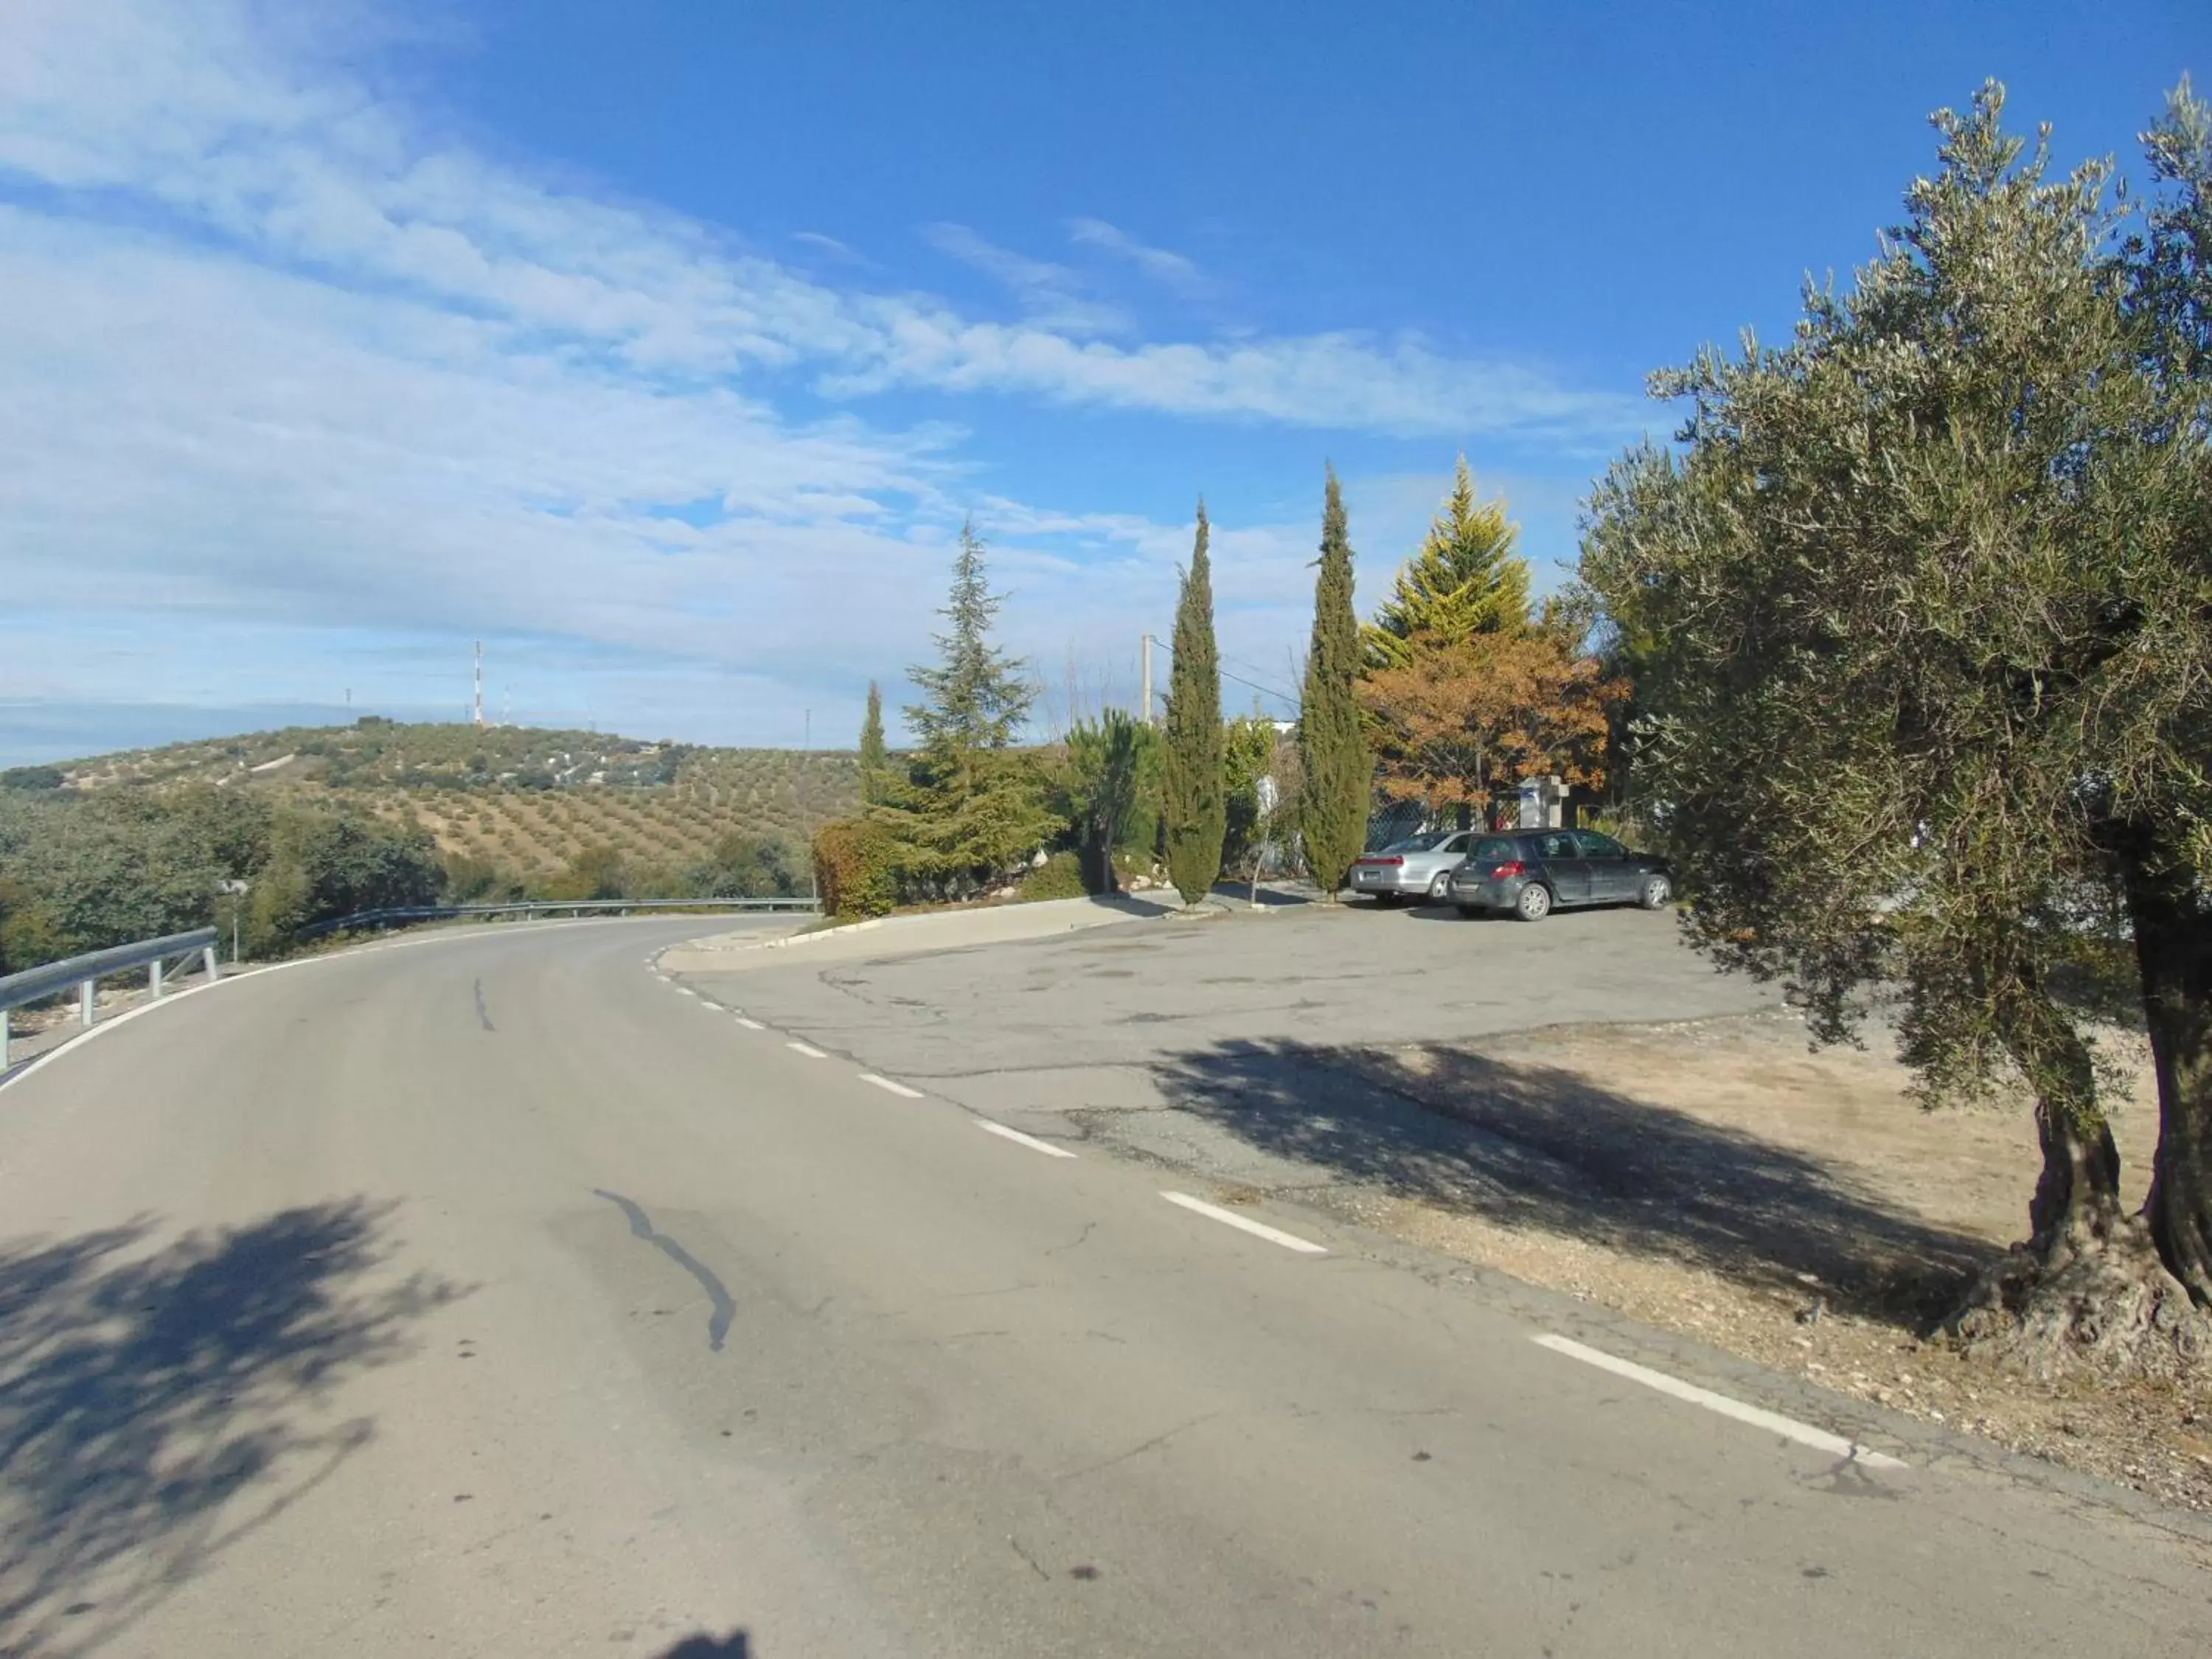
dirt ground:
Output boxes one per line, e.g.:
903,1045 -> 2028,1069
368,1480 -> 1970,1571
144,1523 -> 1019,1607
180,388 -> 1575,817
1331,1010 -> 2212,1516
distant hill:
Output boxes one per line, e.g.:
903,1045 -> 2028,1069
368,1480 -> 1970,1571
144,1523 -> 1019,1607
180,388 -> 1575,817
26,719 -> 860,881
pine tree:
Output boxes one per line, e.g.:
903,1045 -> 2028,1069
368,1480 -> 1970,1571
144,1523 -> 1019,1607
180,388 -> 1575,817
1298,468 -> 1371,897
1162,501 -> 1225,905
874,520 -> 1054,897
1364,457 -> 1531,669
858,681 -> 887,804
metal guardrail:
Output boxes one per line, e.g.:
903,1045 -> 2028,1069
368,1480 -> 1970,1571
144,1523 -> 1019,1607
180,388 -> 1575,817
0,928 -> 220,1068
301,895 -> 819,936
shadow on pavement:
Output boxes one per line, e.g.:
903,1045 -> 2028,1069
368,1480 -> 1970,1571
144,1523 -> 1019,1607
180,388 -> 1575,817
0,1198 -> 462,1658
652,1633 -> 751,1658
1153,1037 -> 1990,1324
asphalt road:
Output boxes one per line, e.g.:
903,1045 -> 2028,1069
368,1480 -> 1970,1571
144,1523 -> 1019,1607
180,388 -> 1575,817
1,914 -> 2207,1657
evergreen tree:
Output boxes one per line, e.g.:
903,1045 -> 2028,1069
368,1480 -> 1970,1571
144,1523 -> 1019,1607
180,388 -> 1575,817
1162,502 -> 1226,905
1364,457 -> 1530,669
1298,468 -> 1371,897
858,681 -> 888,804
874,520 -> 1054,897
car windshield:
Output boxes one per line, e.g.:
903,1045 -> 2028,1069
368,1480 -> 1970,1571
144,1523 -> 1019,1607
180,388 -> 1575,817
1385,832 -> 1458,852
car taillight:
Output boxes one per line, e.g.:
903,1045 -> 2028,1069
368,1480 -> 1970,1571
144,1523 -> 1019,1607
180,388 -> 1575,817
1363,855 -> 1403,866
1492,860 -> 1526,877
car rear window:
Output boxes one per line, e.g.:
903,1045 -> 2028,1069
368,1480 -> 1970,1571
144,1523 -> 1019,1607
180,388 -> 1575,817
1471,838 -> 1519,863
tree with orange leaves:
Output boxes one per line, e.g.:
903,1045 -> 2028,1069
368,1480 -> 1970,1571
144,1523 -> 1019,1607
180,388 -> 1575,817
1358,627 -> 1622,829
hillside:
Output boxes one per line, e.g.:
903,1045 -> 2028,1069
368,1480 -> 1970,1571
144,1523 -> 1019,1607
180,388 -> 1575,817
18,720 -> 860,883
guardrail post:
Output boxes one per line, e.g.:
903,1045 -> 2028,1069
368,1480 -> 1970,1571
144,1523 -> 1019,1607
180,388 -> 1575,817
204,945 -> 220,981
80,978 -> 96,1029
150,958 -> 164,1000
1,1006 -> 10,1071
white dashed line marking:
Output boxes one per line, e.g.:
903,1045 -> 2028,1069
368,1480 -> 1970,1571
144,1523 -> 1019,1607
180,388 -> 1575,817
786,1041 -> 828,1059
858,1074 -> 925,1099
1160,1192 -> 1326,1255
1531,1334 -> 1907,1469
975,1119 -> 1077,1158
677,987 -> 699,998
735,1017 -> 765,1031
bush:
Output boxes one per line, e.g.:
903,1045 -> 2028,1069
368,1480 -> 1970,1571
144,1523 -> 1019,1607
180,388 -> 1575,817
1017,850 -> 1088,902
812,818 -> 900,918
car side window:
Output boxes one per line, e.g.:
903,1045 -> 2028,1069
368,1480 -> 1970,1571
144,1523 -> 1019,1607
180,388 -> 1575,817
1576,832 -> 1625,858
1443,832 -> 1471,853
1536,832 -> 1576,860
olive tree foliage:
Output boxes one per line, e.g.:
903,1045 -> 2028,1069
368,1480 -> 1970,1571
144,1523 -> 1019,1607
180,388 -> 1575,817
1579,83 -> 2212,1368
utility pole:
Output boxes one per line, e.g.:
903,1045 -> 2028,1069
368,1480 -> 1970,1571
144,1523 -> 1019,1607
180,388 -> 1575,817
472,640 -> 485,728
804,708 -> 811,751
1141,633 -> 1154,726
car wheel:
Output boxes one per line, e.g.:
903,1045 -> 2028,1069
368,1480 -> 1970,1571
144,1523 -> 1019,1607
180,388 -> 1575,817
1638,873 -> 1672,910
1429,872 -> 1453,901
1514,883 -> 1552,922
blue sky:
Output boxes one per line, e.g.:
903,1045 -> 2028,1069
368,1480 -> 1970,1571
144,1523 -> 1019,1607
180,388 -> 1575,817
0,0 -> 2199,762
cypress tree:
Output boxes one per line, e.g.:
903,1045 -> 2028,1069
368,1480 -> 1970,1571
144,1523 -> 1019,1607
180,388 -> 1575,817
1298,467 -> 1371,897
858,681 -> 887,804
1162,501 -> 1225,905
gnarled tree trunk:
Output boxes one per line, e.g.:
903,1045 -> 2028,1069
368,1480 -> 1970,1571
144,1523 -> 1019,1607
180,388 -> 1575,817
2120,840 -> 2212,1312
1948,969 -> 2205,1374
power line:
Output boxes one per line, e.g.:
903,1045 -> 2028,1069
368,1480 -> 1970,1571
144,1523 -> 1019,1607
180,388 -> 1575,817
1149,639 -> 1300,713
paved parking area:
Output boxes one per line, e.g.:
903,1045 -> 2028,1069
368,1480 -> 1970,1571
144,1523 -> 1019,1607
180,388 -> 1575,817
681,897 -> 1779,1122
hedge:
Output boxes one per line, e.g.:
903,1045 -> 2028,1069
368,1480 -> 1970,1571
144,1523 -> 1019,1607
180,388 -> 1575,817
811,818 -> 901,918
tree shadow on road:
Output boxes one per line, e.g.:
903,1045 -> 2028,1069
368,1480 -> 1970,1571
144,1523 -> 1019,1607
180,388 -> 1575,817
1153,1037 -> 1992,1325
652,1633 -> 751,1657
0,1198 -> 462,1658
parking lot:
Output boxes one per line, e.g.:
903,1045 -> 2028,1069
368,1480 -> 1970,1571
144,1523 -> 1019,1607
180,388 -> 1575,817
682,894 -> 1776,1122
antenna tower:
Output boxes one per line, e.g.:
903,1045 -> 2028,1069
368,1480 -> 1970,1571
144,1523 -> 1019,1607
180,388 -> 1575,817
473,639 -> 485,728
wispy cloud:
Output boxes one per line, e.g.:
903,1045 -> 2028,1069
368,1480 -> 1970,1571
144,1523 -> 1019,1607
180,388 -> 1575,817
922,221 -> 1129,336
0,0 -> 1634,750
1068,217 -> 1211,297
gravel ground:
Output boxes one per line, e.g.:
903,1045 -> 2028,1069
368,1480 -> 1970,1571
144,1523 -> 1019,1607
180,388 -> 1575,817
1318,1014 -> 2212,1515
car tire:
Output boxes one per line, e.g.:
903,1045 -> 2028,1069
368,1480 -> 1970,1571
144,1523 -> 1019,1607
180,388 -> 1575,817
1514,883 -> 1552,922
1638,873 -> 1672,910
1429,872 -> 1453,901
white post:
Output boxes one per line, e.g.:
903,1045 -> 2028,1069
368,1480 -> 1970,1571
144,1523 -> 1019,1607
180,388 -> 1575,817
204,945 -> 220,982
1,1006 -> 10,1071
150,958 -> 164,999
80,978 -> 95,1028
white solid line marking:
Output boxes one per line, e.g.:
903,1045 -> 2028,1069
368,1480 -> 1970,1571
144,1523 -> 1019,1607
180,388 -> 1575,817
1531,1335 -> 1907,1470
1161,1191 -> 1327,1254
858,1074 -> 925,1099
786,1040 -> 828,1059
677,987 -> 699,998
735,1016 -> 765,1030
976,1119 -> 1077,1158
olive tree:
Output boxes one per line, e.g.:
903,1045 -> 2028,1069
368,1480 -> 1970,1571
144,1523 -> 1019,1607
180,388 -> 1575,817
1579,83 -> 2212,1371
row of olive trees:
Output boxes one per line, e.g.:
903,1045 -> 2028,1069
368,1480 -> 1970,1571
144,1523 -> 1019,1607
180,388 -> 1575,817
1577,80 -> 2212,1367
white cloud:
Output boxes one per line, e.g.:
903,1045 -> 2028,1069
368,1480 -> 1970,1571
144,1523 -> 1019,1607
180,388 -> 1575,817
1068,217 -> 1211,296
0,0 -> 1632,748
922,221 -> 1129,336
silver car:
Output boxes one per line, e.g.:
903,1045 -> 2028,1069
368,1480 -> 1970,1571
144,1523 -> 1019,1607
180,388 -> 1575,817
1347,829 -> 1481,903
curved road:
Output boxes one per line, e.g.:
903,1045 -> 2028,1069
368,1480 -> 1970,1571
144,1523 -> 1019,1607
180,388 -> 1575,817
0,917 -> 2205,1657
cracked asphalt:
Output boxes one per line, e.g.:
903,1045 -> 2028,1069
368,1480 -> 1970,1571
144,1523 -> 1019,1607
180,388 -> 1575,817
1,911 -> 2206,1656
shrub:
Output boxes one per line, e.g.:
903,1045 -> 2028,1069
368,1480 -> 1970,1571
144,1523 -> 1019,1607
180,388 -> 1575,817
812,818 -> 900,918
1017,850 -> 1088,902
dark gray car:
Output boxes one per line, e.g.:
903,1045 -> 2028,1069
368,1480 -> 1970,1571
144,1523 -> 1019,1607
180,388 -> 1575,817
1447,829 -> 1672,921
